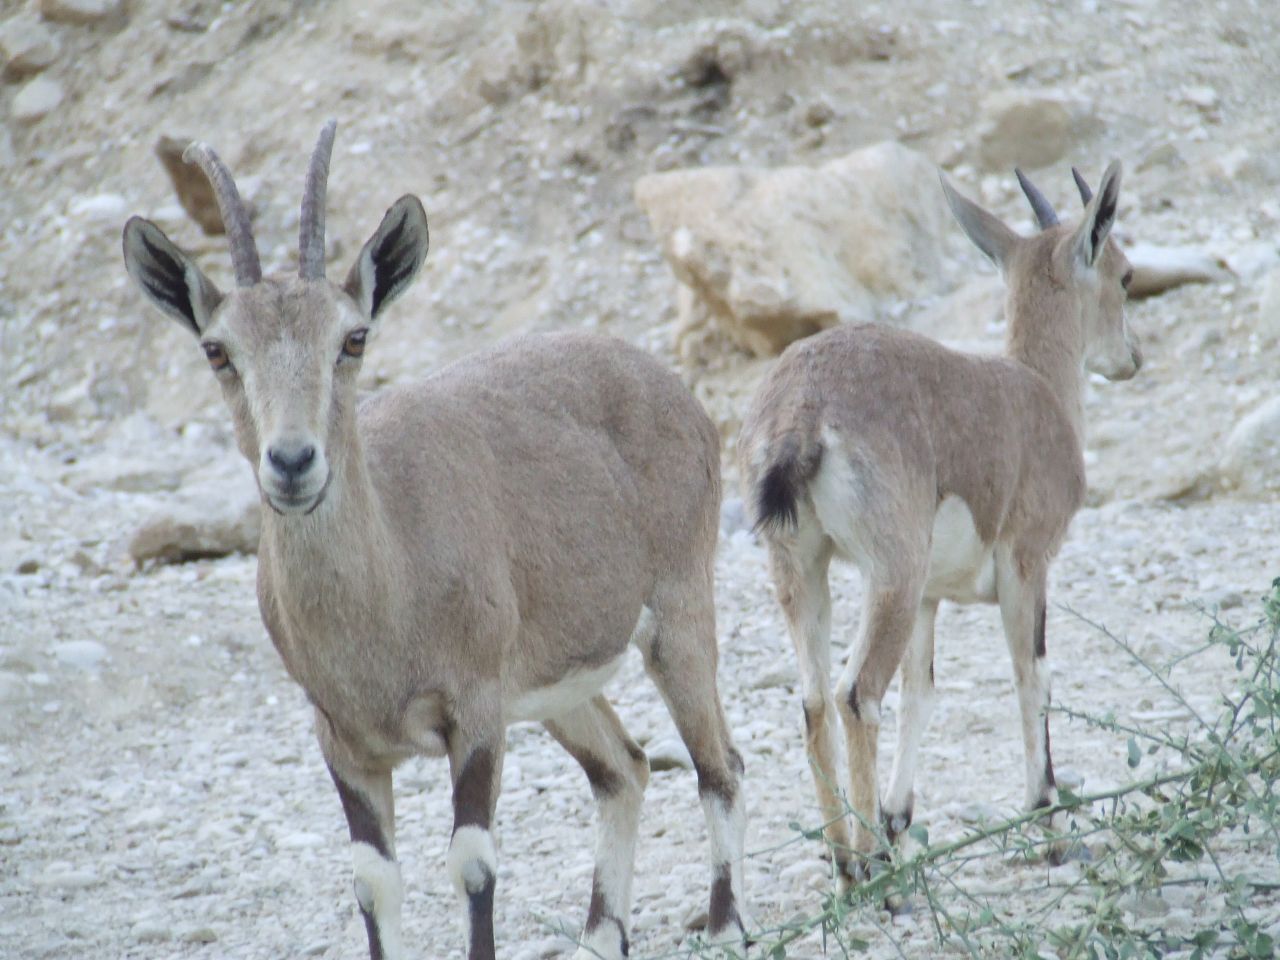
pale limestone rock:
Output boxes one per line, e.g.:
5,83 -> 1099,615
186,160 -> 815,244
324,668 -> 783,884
128,462 -> 260,565
645,737 -> 693,772
1255,264 -> 1280,341
11,75 -> 62,123
975,89 -> 1098,171
39,0 -> 123,26
0,16 -> 60,78
1219,397 -> 1280,498
1126,243 -> 1224,299
68,192 -> 127,225
636,141 -> 959,359
52,640 -> 108,670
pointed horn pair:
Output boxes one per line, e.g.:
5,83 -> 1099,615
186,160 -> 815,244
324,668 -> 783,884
182,120 -> 338,286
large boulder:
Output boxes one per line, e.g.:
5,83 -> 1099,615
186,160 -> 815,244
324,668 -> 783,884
1219,397 -> 1280,498
128,460 -> 260,565
975,89 -> 1099,171
1125,244 -> 1224,299
635,141 -> 959,360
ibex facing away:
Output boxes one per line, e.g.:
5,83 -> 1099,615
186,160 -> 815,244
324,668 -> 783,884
122,123 -> 747,960
738,164 -> 1140,881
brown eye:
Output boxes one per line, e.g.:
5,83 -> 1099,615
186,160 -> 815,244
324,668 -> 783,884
202,342 -> 230,371
1122,269 -> 1134,290
342,328 -> 368,359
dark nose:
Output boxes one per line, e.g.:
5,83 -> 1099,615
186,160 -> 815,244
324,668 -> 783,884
267,444 -> 316,481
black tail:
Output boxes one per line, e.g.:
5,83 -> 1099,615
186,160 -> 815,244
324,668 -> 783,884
752,437 -> 823,534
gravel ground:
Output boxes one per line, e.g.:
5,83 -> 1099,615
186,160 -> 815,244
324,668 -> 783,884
2,429 -> 1277,958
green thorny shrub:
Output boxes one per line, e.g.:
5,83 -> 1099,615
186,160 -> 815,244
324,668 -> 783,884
673,579 -> 1280,960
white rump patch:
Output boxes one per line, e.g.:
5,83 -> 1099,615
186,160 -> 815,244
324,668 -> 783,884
926,495 -> 995,603
509,654 -> 626,723
808,426 -> 874,566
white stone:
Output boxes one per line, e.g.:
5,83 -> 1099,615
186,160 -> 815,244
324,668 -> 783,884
68,193 -> 127,224
1255,264 -> 1280,341
1219,396 -> 1280,498
34,863 -> 98,890
0,16 -> 60,77
52,640 -> 108,669
277,831 -> 326,850
129,919 -> 171,943
39,0 -> 123,25
646,736 -> 693,772
11,76 -> 62,124
1125,243 -> 1223,298
61,453 -> 185,495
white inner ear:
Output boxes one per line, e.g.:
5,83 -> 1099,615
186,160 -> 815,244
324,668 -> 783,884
184,261 -> 214,331
356,246 -> 377,317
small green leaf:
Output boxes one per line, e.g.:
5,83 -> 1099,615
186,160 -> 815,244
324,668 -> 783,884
907,824 -> 929,847
1127,736 -> 1141,768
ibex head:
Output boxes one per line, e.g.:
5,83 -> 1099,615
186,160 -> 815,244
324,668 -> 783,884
122,122 -> 430,515
941,162 -> 1141,382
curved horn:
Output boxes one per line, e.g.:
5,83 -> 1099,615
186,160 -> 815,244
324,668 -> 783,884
299,119 -> 338,280
1071,166 -> 1094,205
1014,168 -> 1059,229
181,140 -> 262,287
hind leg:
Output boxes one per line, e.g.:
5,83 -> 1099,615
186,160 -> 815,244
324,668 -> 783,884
544,697 -> 650,960
764,533 -> 857,880
834,571 -> 925,870
882,598 -> 938,844
638,579 -> 749,941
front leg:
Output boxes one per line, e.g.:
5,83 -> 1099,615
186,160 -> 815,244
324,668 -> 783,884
447,729 -> 505,960
994,551 -> 1064,860
320,718 -> 403,960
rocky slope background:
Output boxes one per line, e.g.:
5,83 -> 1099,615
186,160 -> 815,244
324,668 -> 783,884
2,1 -> 1278,957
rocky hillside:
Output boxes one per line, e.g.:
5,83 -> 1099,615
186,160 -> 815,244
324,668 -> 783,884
2,1 -> 1279,957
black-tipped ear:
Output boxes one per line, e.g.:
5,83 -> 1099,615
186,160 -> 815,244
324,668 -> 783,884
1071,161 -> 1121,268
939,173 -> 1020,270
343,195 -> 429,320
122,217 -> 223,335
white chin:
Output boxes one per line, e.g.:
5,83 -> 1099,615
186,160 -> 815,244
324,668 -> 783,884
264,489 -> 325,515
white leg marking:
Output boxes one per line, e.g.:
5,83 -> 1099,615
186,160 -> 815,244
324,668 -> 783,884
447,825 -> 497,896
351,840 -> 405,959
447,825 -> 498,954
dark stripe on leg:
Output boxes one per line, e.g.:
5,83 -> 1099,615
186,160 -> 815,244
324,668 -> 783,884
708,862 -> 741,933
1043,715 -> 1056,788
1034,602 -> 1047,658
585,869 -> 630,955
361,909 -> 385,960
328,765 -> 390,857
467,869 -> 496,960
845,682 -> 861,720
452,747 -> 495,833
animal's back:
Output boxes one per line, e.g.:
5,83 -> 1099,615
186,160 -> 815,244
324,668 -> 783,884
741,323 -> 1083,557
